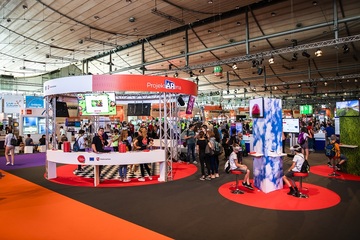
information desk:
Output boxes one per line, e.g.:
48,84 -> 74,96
46,149 -> 166,187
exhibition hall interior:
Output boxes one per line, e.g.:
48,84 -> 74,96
0,0 -> 360,239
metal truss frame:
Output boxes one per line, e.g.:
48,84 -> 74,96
158,92 -> 180,181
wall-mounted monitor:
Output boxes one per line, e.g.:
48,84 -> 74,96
300,105 -> 313,115
249,98 -> 264,118
282,118 -> 300,133
77,93 -> 116,116
335,100 -> 359,117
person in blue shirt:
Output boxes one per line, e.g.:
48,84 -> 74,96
325,122 -> 335,145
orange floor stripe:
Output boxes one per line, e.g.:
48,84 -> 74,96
0,172 -> 173,240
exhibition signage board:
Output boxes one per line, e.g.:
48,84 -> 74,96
44,75 -> 198,96
25,96 -> 45,108
3,95 -> 24,114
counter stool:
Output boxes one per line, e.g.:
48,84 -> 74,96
293,172 -> 309,198
230,170 -> 244,194
328,157 -> 340,177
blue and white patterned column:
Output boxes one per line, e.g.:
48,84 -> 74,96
252,98 -> 283,193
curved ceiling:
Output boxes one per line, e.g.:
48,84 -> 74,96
0,0 -> 359,108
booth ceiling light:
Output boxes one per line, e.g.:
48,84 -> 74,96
232,63 -> 238,69
199,67 -> 205,73
315,48 -> 322,57
302,50 -> 311,58
174,72 -> 178,78
343,44 -> 350,54
292,52 -> 298,61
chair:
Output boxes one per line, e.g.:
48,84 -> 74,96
38,145 -> 47,152
230,170 -> 244,194
328,157 -> 340,177
14,146 -> 20,154
293,172 -> 309,198
24,146 -> 33,154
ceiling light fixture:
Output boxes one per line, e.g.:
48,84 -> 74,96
315,48 -> 322,57
232,63 -> 238,70
199,68 -> 205,73
343,44 -> 350,54
151,8 -> 185,25
292,53 -> 298,61
45,54 -> 78,62
174,72 -> 178,78
257,67 -> 263,75
268,56 -> 274,64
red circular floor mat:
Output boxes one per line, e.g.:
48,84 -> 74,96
218,181 -> 341,211
48,162 -> 197,187
310,165 -> 360,181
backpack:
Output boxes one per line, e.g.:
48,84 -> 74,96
300,159 -> 310,173
10,135 -> 17,146
214,141 -> 222,156
73,138 -> 80,152
325,143 -> 336,158
297,132 -> 306,145
224,160 -> 231,173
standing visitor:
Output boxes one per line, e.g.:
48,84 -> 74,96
4,129 -> 16,166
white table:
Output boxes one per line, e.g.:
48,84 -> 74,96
46,149 -> 166,186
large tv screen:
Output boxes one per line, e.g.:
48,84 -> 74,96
77,93 -> 116,116
128,103 -> 151,116
249,98 -> 264,118
300,105 -> 313,115
282,118 -> 300,133
56,101 -> 69,117
335,100 -> 359,117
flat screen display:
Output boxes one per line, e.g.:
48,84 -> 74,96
335,100 -> 359,117
77,93 -> 116,116
23,117 -> 38,134
56,102 -> 69,117
127,103 -> 151,116
300,105 -> 313,115
282,118 -> 300,133
249,98 -> 264,118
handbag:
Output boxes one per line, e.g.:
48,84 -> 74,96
10,135 -> 17,146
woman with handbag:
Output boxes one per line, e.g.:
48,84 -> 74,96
5,129 -> 17,165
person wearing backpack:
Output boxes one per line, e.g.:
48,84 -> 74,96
298,127 -> 309,161
282,145 -> 305,197
327,134 -> 348,171
4,129 -> 17,166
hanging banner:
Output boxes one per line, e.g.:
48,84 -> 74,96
4,95 -> 24,114
186,95 -> 196,114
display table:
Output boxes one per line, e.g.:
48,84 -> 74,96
314,132 -> 326,151
46,149 -> 166,186
339,144 -> 358,149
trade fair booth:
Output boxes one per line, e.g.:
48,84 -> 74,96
43,74 -> 197,186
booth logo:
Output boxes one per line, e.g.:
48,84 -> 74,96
164,80 -> 176,89
89,157 -> 94,161
77,155 -> 85,163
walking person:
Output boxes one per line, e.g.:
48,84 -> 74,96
5,129 -> 17,166
197,131 -> 211,180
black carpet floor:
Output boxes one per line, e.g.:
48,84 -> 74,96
6,150 -> 360,240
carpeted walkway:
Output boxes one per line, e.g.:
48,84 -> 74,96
1,150 -> 360,239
